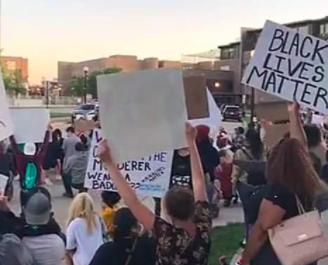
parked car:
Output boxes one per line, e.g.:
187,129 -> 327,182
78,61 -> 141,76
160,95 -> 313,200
71,103 -> 99,123
222,105 -> 242,122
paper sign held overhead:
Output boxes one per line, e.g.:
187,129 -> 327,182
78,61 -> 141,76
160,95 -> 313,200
255,102 -> 289,122
190,89 -> 222,128
242,21 -> 328,114
11,108 -> 50,143
84,129 -> 173,198
0,70 -> 14,141
183,76 -> 209,119
74,119 -> 95,133
0,174 -> 8,193
97,68 -> 188,163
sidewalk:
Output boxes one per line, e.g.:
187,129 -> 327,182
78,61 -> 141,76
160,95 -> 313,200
212,204 -> 243,228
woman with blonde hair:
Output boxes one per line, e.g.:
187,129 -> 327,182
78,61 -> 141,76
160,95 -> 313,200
66,193 -> 103,265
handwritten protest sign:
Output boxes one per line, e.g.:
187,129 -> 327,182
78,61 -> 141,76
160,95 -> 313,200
0,71 -> 14,141
97,68 -> 187,163
84,129 -> 173,198
11,108 -> 50,143
242,21 -> 328,114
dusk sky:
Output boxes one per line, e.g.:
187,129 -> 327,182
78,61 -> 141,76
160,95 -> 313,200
2,0 -> 327,84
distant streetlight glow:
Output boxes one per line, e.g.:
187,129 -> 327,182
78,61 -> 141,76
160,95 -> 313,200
215,82 -> 220,88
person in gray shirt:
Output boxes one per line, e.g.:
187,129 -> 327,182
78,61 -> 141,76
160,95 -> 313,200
62,126 -> 81,167
63,142 -> 88,197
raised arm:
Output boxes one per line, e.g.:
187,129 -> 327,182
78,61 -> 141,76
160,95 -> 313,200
37,125 -> 51,158
288,102 -> 307,148
187,123 -> 208,202
9,135 -> 21,157
98,141 -> 155,231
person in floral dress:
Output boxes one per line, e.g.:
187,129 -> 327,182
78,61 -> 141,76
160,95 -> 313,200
98,123 -> 212,265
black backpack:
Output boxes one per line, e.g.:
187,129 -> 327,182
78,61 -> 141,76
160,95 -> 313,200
240,148 -> 267,186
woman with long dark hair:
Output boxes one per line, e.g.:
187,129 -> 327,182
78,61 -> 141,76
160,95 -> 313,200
241,103 -> 326,265
90,208 -> 156,265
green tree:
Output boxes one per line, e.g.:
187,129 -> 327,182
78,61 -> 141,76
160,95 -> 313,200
3,69 -> 27,96
67,68 -> 121,98
88,68 -> 121,98
67,76 -> 85,97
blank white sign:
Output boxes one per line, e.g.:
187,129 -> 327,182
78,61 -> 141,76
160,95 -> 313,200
97,69 -> 188,163
0,70 -> 14,141
11,108 -> 50,143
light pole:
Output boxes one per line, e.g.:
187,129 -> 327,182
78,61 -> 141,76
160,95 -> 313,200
83,66 -> 89,104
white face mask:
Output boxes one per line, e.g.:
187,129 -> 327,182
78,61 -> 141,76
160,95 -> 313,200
24,143 -> 36,156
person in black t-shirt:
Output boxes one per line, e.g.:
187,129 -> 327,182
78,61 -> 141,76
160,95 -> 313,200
170,148 -> 192,189
90,208 -> 156,265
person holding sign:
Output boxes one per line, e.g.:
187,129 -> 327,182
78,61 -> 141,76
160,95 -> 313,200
98,123 -> 211,265
10,124 -> 52,190
241,103 -> 326,265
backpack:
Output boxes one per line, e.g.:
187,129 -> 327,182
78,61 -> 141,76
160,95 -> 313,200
24,163 -> 37,190
239,148 -> 267,186
0,234 -> 37,265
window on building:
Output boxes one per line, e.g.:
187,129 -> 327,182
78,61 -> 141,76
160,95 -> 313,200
296,25 -> 309,34
320,23 -> 328,35
6,61 -> 16,71
221,48 -> 235,60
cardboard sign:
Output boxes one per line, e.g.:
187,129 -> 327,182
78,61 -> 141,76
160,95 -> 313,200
97,68 -> 187,163
190,89 -> 222,128
11,108 -> 50,143
0,71 -> 14,141
74,120 -> 95,132
263,123 -> 289,149
255,102 -> 289,122
0,174 -> 8,193
84,129 -> 173,198
242,21 -> 328,114
183,76 -> 209,119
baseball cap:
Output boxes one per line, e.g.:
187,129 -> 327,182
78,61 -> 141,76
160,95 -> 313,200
24,143 -> 36,156
22,187 -> 52,225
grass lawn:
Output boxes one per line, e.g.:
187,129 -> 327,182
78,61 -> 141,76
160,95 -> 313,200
50,112 -> 71,119
209,223 -> 244,265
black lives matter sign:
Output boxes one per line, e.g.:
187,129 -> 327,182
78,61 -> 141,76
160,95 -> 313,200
242,20 -> 328,113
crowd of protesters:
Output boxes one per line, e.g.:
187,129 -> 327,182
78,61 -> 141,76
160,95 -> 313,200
1,103 -> 328,265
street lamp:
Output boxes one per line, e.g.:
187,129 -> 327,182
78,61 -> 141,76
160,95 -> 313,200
83,66 -> 89,104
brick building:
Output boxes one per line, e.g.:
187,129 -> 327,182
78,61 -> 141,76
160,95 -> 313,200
1,56 -> 28,79
58,55 -> 182,92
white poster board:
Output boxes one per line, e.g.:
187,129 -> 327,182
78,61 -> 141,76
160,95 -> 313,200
84,129 -> 173,198
0,71 -> 14,141
11,108 -> 50,143
242,20 -> 328,114
0,174 -> 8,193
97,68 -> 187,163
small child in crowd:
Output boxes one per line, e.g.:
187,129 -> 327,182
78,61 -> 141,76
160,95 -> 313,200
101,191 -> 121,234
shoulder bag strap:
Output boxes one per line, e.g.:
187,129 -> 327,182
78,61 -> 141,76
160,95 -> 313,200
124,236 -> 139,265
295,194 -> 306,215
240,148 -> 254,161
